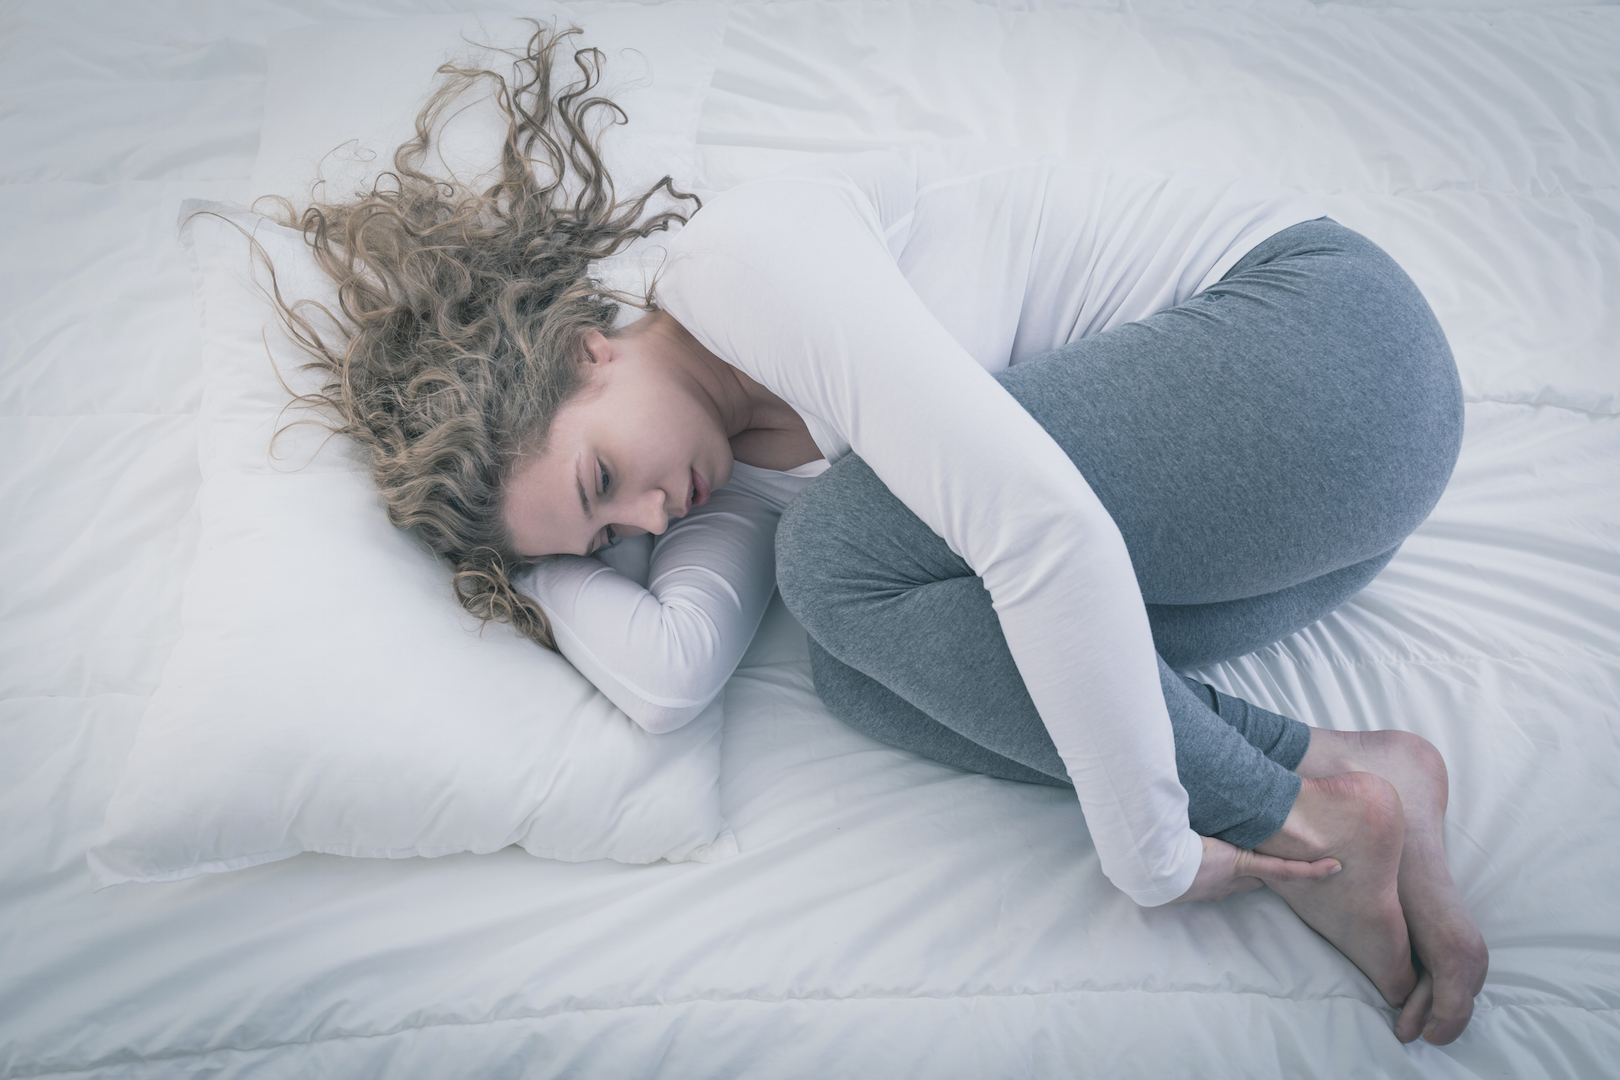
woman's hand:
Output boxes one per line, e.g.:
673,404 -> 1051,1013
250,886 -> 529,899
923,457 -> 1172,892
1172,835 -> 1342,904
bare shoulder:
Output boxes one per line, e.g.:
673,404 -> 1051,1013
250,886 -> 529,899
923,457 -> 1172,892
730,423 -> 821,472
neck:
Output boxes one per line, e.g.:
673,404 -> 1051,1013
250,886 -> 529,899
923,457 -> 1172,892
634,311 -> 792,438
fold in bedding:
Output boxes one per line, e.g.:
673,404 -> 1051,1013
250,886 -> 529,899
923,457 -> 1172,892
1,2 -> 1617,1077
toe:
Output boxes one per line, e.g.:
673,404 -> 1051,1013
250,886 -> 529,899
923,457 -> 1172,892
1395,968 -> 1433,1043
1423,954 -> 1487,1044
1382,958 -> 1418,1010
1423,998 -> 1474,1045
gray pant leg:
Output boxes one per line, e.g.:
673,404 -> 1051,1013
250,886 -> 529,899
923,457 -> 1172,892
779,456 -> 1305,849
1179,678 -> 1310,772
808,636 -> 1068,788
776,219 -> 1462,849
992,219 -> 1462,609
1150,546 -> 1399,668
809,634 -> 1306,846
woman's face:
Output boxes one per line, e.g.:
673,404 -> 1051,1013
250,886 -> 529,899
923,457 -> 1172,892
502,328 -> 735,557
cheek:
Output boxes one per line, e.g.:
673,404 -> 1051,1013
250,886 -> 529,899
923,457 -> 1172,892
642,394 -> 718,456
501,461 -> 575,557
613,381 -> 723,473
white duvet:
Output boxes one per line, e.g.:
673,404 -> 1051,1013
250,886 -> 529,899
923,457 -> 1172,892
1,1 -> 1616,1077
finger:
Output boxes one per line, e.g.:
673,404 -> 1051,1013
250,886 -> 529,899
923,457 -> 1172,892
1395,967 -> 1433,1044
1230,875 -> 1264,894
1235,850 -> 1342,884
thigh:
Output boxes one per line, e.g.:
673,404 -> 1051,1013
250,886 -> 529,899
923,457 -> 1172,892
779,220 -> 1461,678
806,636 -> 1070,788
996,219 -> 1463,605
1149,545 -> 1398,668
786,518 -> 1308,847
782,444 -> 1400,673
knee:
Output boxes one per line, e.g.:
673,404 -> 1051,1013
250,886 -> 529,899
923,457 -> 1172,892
777,451 -> 941,644
1356,235 -> 1465,491
774,484 -> 827,622
805,635 -> 870,724
774,456 -> 874,632
1373,354 -> 1464,543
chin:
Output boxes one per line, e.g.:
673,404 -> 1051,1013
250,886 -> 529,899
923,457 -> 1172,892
712,448 -> 736,490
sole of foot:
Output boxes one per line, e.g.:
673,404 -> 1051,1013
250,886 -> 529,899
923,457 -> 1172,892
1259,771 -> 1417,1009
1299,729 -> 1489,1045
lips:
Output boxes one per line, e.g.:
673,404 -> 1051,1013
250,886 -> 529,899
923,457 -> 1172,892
690,466 -> 711,509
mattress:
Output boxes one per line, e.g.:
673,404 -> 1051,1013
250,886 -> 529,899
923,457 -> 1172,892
1,1 -> 1616,1076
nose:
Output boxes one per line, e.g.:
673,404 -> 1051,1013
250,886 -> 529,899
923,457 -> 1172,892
623,488 -> 672,536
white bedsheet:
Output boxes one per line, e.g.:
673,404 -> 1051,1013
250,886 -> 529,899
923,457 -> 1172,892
1,1 -> 1616,1076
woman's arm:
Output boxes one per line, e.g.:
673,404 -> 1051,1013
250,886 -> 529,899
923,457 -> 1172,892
658,173 -> 1203,906
518,485 -> 780,733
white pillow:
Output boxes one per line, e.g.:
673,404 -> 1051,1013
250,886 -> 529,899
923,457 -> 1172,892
89,7 -> 734,887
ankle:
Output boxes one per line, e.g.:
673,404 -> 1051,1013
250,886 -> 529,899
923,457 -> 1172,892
1259,776 -> 1332,859
1261,772 -> 1402,861
1295,727 -> 1361,779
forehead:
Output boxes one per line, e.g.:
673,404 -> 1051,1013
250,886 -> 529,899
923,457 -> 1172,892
502,424 -> 586,557
499,370 -> 617,556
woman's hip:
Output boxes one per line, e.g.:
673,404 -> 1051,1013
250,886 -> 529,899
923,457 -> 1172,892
995,218 -> 1463,605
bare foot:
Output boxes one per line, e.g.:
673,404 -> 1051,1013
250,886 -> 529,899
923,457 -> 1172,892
1299,729 -> 1489,1044
1257,772 -> 1417,1008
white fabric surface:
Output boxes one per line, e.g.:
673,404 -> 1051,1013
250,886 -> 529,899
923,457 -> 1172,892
1,1 -> 1616,1076
86,203 -> 735,888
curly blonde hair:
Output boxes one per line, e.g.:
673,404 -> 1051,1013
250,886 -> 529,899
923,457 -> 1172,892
267,21 -> 698,649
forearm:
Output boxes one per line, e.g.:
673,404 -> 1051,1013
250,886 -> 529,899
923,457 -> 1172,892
519,488 -> 780,732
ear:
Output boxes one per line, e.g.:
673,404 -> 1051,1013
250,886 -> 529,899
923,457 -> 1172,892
581,329 -> 614,365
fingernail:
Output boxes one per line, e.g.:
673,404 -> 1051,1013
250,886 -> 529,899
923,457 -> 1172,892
1423,1019 -> 1437,1040
1328,862 -> 1342,875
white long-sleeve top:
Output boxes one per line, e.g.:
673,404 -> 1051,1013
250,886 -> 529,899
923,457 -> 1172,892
521,461 -> 821,734
523,143 -> 1322,906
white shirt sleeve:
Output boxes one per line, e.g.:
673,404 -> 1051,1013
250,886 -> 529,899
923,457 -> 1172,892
657,174 -> 1204,906
518,485 -> 781,735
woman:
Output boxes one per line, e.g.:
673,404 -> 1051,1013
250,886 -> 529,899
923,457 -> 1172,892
279,25 -> 1485,1044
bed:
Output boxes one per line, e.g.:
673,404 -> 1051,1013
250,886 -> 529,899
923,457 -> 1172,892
2,1 -> 1616,1076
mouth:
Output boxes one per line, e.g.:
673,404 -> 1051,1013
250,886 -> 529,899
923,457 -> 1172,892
690,466 -> 711,510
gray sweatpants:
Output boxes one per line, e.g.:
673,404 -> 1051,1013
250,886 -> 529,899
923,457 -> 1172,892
774,219 -> 1463,849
